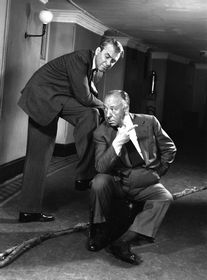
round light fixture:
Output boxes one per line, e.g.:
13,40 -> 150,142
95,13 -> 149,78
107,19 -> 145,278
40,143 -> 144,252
39,10 -> 53,25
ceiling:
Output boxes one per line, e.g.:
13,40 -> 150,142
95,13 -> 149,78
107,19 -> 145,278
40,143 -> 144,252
67,0 -> 207,64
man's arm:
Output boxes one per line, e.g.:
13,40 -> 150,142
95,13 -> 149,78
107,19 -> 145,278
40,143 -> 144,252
94,124 -> 138,173
65,51 -> 104,108
94,129 -> 119,174
152,116 -> 177,176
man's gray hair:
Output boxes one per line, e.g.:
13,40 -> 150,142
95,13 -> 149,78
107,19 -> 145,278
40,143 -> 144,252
104,90 -> 130,106
99,37 -> 124,58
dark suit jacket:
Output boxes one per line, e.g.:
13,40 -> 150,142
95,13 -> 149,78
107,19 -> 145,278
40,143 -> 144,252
93,113 -> 176,185
18,50 -> 103,126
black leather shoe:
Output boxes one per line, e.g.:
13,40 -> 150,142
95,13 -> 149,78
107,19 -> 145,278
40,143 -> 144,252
75,180 -> 91,191
109,241 -> 143,265
19,212 -> 55,223
87,223 -> 111,252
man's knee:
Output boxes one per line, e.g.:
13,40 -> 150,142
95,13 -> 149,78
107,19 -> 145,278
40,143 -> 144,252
167,192 -> 174,203
91,174 -> 112,193
85,108 -> 99,121
155,183 -> 174,202
79,108 -> 100,132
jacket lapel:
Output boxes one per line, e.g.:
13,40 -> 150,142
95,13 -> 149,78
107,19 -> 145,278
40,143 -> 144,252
131,113 -> 145,137
105,123 -> 117,144
130,114 -> 147,163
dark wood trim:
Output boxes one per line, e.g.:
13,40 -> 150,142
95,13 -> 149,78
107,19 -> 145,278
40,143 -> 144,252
0,143 -> 76,184
53,143 -> 76,157
0,157 -> 25,184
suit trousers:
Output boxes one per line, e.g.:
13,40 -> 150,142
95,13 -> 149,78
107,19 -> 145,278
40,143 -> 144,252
19,117 -> 57,213
19,97 -> 100,213
90,173 -> 173,238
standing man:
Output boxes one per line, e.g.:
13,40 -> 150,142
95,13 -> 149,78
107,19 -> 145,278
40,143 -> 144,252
18,38 -> 124,223
87,90 -> 176,265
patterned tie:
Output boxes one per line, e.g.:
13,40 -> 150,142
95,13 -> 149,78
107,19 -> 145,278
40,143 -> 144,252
125,140 -> 144,167
91,68 -> 97,80
90,69 -> 98,96
91,69 -> 103,85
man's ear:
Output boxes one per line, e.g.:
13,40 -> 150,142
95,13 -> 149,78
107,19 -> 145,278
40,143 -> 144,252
124,104 -> 129,113
95,47 -> 101,55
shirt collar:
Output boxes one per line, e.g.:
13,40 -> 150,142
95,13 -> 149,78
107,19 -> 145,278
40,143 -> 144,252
92,55 -> 96,70
123,114 -> 133,127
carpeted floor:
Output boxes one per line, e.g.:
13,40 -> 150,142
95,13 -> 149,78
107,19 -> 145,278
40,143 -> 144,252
0,133 -> 207,280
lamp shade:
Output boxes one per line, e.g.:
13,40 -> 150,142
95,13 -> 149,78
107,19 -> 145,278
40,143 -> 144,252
39,10 -> 53,24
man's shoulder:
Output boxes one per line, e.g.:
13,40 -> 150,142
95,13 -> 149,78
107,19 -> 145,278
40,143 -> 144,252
64,49 -> 93,61
95,121 -> 108,132
132,113 -> 160,128
94,121 -> 111,136
132,113 -> 155,121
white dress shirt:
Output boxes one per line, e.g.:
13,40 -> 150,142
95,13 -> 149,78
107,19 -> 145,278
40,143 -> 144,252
90,57 -> 98,94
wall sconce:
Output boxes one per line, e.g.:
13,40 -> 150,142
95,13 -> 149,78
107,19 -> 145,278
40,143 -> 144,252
25,10 -> 53,39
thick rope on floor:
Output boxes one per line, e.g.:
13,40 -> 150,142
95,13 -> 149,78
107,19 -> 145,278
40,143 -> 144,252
0,222 -> 89,268
0,185 -> 206,268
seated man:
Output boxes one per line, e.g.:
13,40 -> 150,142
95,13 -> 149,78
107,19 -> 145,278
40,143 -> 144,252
87,90 -> 176,265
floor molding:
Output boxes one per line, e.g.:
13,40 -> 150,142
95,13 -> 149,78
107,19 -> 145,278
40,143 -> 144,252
0,154 -> 78,206
0,143 -> 76,184
0,157 -> 25,184
53,143 -> 76,157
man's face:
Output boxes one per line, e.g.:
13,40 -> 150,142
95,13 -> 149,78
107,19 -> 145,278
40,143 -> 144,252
95,44 -> 121,72
104,95 -> 127,127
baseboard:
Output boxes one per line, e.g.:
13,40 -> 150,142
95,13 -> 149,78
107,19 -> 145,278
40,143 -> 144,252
0,143 -> 76,184
0,157 -> 25,184
53,143 -> 76,157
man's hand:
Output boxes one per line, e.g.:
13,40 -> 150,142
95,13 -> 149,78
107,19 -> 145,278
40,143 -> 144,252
112,125 -> 138,155
115,124 -> 138,145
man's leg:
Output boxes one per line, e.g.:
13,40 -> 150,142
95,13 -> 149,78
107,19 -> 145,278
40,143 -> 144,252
90,174 -> 124,223
88,174 -> 124,248
127,183 -> 173,238
89,174 -> 143,265
61,98 -> 100,189
19,117 -> 57,221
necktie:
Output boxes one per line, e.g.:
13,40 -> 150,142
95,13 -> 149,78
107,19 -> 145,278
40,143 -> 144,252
91,68 -> 97,80
125,140 -> 144,167
93,69 -> 102,85
90,69 -> 98,96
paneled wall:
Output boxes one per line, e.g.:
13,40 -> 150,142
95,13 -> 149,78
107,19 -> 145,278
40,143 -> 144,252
163,60 -> 192,132
48,22 -> 75,60
123,47 -> 146,113
0,0 -> 44,164
151,59 -> 167,122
